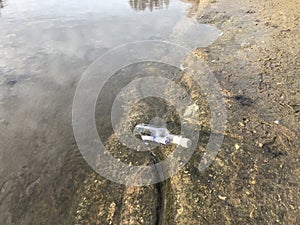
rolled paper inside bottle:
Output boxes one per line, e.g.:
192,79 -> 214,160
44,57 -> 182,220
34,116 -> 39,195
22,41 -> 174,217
154,136 -> 169,145
141,135 -> 154,141
141,135 -> 169,145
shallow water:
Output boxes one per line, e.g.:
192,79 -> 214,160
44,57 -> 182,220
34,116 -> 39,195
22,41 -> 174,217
0,0 -> 221,174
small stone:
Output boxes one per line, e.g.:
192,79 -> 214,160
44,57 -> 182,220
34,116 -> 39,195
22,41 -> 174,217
218,195 -> 227,200
76,215 -> 82,221
250,210 -> 254,218
234,143 -> 240,150
258,143 -> 263,148
249,180 -> 256,185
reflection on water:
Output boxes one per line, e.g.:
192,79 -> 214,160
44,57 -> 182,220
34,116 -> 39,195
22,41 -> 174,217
0,0 -> 6,10
128,0 -> 202,13
129,0 -> 169,11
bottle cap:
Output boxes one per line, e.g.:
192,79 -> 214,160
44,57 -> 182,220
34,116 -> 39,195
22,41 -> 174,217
173,136 -> 192,148
180,137 -> 192,148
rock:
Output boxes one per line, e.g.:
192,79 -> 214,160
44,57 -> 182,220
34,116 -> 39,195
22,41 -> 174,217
218,195 -> 227,201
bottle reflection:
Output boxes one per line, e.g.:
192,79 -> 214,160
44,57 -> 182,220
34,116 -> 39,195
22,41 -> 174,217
129,0 -> 169,11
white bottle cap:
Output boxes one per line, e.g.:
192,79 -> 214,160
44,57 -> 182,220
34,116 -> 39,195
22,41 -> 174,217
173,136 -> 192,148
180,137 -> 192,148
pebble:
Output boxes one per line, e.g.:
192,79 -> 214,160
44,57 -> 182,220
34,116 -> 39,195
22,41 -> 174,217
238,122 -> 245,127
234,143 -> 240,150
218,195 -> 227,200
249,180 -> 256,185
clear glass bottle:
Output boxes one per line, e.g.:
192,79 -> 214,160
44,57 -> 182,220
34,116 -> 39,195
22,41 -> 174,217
134,124 -> 192,148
